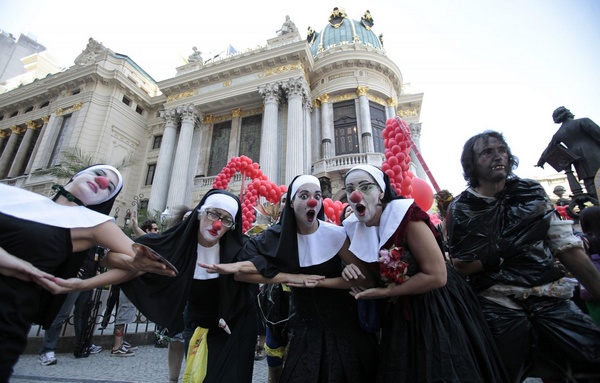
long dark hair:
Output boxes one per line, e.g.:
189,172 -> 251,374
460,131 -> 519,188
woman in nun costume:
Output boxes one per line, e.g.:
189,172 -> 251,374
202,175 -> 378,383
0,164 -> 143,380
120,189 -> 257,383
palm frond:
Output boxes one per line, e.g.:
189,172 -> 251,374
31,147 -> 137,180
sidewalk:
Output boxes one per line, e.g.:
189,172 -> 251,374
13,344 -> 268,383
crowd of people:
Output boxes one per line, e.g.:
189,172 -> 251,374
1,123 -> 600,383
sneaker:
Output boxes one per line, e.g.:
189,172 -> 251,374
88,344 -> 103,354
122,340 -> 138,351
39,351 -> 57,366
110,345 -> 135,357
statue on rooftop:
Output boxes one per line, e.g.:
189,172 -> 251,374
277,15 -> 297,36
188,47 -> 203,63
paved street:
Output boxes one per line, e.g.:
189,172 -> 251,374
12,344 -> 268,383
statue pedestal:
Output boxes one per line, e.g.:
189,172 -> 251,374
267,31 -> 301,48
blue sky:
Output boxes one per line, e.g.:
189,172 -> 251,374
1,0 -> 599,195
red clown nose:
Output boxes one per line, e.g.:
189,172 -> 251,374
95,176 -> 110,189
307,198 -> 318,208
349,190 -> 363,203
212,220 -> 222,231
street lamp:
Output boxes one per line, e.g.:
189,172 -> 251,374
160,206 -> 172,231
124,209 -> 131,227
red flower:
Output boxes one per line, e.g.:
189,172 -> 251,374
378,245 -> 410,286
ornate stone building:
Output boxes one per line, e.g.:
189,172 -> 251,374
0,8 -> 424,224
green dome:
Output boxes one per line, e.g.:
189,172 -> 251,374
308,8 -> 383,57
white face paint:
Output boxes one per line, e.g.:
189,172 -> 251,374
66,167 -> 119,206
291,183 -> 322,234
197,208 -> 232,247
344,170 -> 384,227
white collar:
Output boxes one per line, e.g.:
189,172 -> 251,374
297,220 -> 346,267
0,184 -> 113,228
344,199 -> 413,262
194,243 -> 220,280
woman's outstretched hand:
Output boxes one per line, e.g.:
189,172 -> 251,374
285,273 -> 326,288
0,247 -> 54,282
342,263 -> 366,281
128,244 -> 177,277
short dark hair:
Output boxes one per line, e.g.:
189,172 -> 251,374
140,219 -> 158,233
552,106 -> 574,123
580,206 -> 600,254
460,130 -> 519,188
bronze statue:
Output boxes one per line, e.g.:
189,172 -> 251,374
537,106 -> 600,200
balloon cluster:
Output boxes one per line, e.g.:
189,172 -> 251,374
322,198 -> 347,225
212,155 -> 287,233
382,118 -> 414,198
381,117 -> 434,211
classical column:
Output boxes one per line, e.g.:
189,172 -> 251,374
258,82 -> 282,184
0,126 -> 25,178
357,86 -> 374,153
409,123 -> 426,179
0,130 -> 10,159
186,123 -> 203,203
386,98 -> 397,119
25,116 -> 49,174
196,116 -> 212,177
303,96 -> 312,174
311,99 -> 321,163
148,108 -> 178,214
283,77 -> 306,184
319,93 -> 333,159
8,121 -> 39,177
228,108 -> 242,159
0,129 -> 8,151
167,104 -> 198,210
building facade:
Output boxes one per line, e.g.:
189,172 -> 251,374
0,8 -> 425,226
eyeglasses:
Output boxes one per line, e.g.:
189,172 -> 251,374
344,183 -> 379,195
205,210 -> 235,228
149,227 -> 159,232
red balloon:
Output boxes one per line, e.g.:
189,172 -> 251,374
411,178 -> 433,211
326,207 -> 335,219
396,152 -> 406,163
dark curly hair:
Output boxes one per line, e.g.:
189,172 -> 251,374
460,130 -> 519,188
